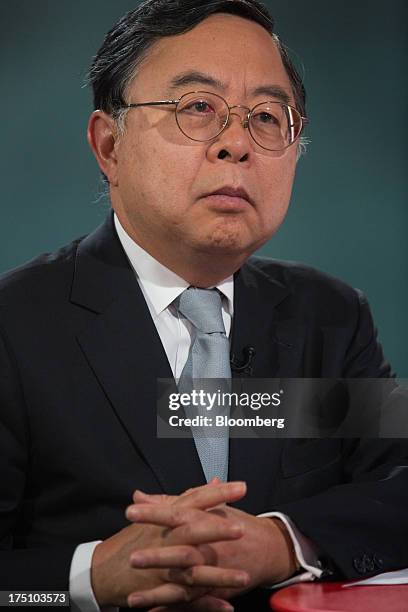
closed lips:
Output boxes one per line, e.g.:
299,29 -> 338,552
204,187 -> 253,205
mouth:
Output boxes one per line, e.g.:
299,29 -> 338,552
200,186 -> 254,211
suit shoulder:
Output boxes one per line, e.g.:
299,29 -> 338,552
0,236 -> 84,305
245,255 -> 364,307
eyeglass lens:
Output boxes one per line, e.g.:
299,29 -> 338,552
175,92 -> 302,150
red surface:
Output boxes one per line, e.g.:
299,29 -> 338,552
270,582 -> 408,612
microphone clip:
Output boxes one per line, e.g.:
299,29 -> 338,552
230,346 -> 256,376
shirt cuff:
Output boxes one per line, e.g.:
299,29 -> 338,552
69,541 -> 118,612
257,511 -> 323,587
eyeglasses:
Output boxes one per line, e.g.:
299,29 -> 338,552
121,91 -> 308,151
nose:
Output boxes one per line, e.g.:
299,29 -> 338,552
206,106 -> 252,164
229,105 -> 251,129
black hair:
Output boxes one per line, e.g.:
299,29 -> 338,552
87,0 -> 306,118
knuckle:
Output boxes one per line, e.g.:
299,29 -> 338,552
172,508 -> 185,524
181,522 -> 193,539
183,547 -> 196,565
183,568 -> 195,586
198,543 -> 216,564
169,567 -> 195,587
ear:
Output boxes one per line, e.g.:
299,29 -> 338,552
87,110 -> 120,186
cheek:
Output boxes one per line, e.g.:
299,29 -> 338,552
256,156 -> 296,221
117,137 -> 205,224
128,138 -> 201,195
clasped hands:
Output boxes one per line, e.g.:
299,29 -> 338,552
91,480 -> 297,611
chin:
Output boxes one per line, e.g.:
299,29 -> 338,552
195,224 -> 262,256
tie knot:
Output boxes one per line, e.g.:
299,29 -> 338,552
176,288 -> 226,334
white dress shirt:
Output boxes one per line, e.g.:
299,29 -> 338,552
69,214 -> 321,611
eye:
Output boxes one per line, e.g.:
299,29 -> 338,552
185,100 -> 215,114
253,111 -> 279,125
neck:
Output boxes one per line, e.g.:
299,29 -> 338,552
115,211 -> 248,287
164,251 -> 246,287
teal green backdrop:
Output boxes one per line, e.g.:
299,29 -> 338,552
1,1 -> 407,373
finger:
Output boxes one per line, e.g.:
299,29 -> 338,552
132,480 -> 225,506
127,583 -> 207,608
126,506 -> 244,545
167,566 -> 249,589
132,480 -> 244,510
127,482 -> 246,520
134,479 -> 222,504
148,595 -> 234,612
174,481 -> 246,510
132,490 -> 177,504
183,477 -> 222,496
168,516 -> 244,546
126,504 -> 199,526
185,596 -> 234,612
130,545 -> 206,568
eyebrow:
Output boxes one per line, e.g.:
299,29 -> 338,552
168,71 -> 225,93
167,70 -> 291,105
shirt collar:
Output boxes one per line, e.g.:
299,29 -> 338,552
114,213 -> 234,317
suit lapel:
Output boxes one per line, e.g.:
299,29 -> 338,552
71,214 -> 205,494
228,259 -> 306,512
230,259 -> 306,378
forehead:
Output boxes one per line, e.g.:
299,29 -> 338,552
129,13 -> 293,101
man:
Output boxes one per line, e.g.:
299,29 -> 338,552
0,1 -> 407,611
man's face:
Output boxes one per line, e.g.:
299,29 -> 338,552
109,14 -> 298,265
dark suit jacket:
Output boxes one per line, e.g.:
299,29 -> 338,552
0,213 -> 407,610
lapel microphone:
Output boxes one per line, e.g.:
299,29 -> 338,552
230,346 -> 256,376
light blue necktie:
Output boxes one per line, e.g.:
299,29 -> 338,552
176,287 -> 230,482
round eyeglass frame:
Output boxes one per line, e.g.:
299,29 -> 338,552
121,90 -> 308,152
